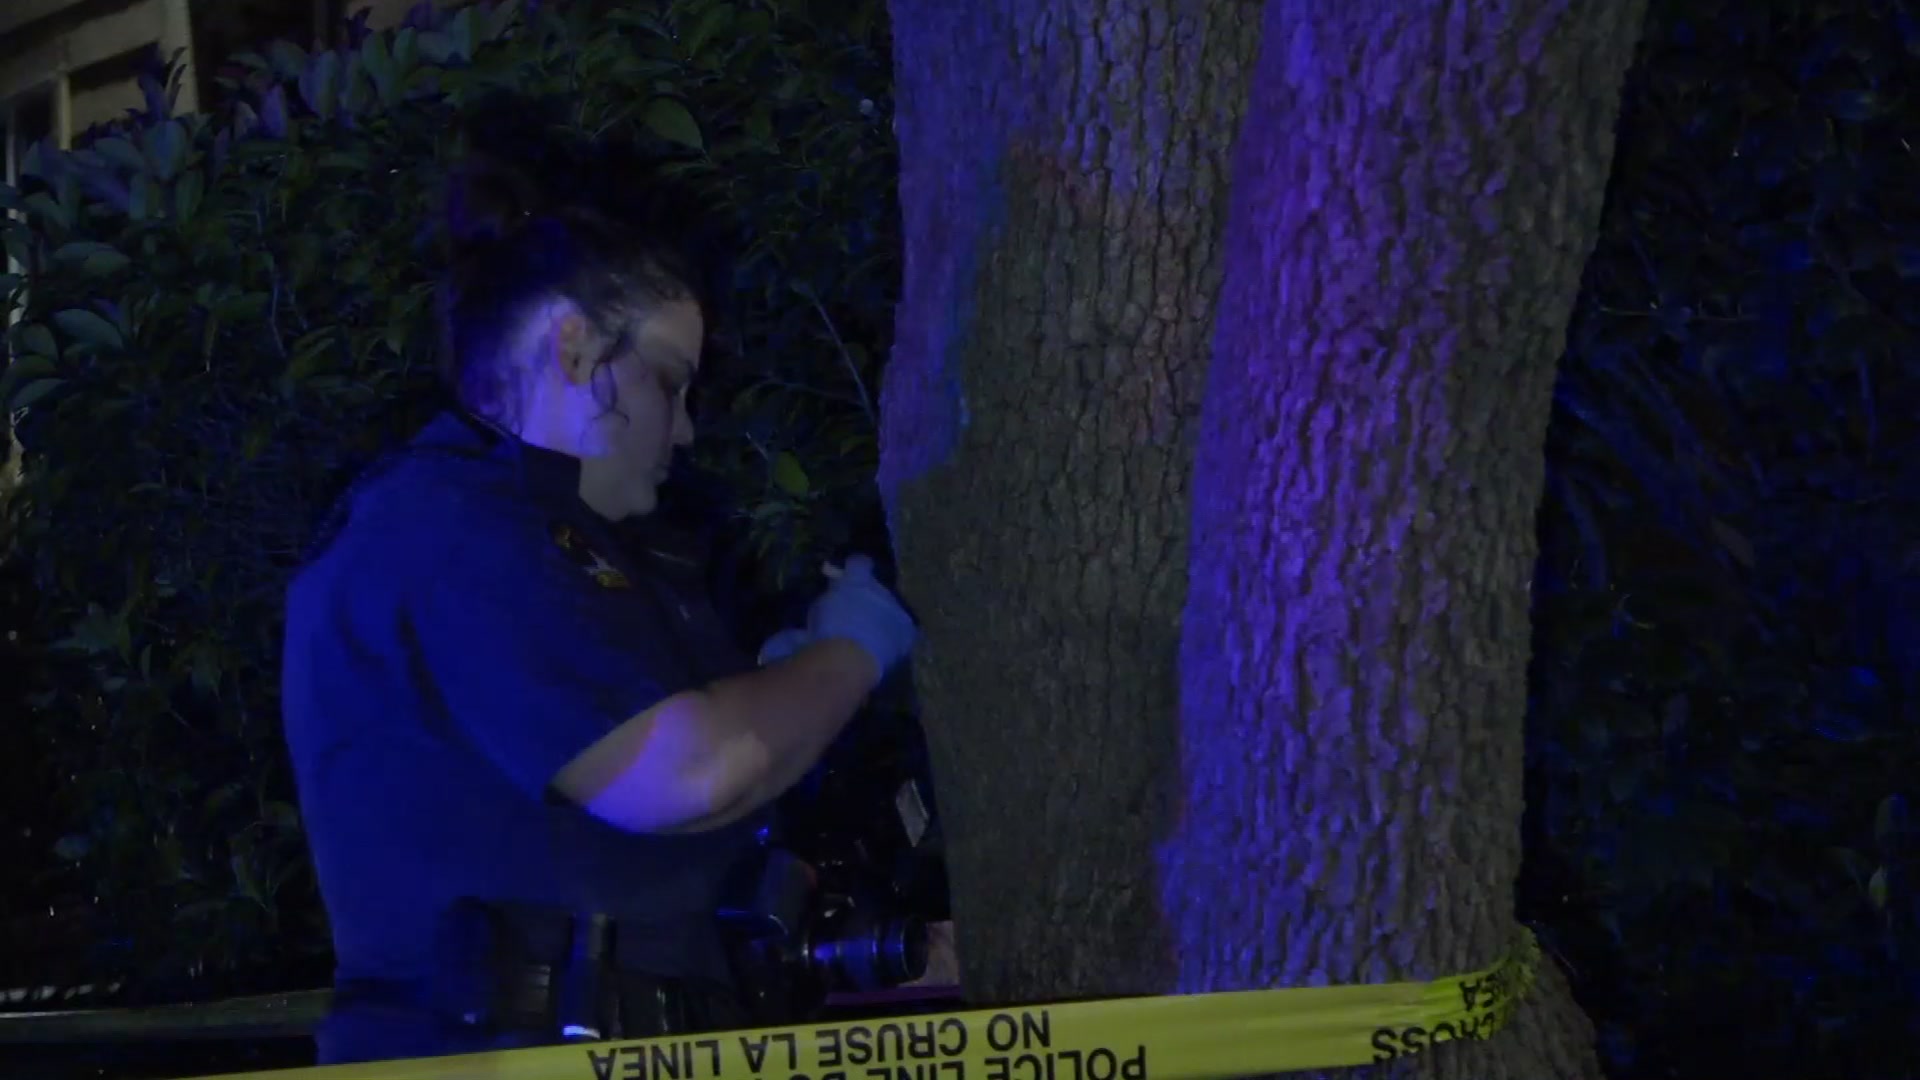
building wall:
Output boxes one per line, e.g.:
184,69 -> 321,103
0,0 -> 200,147
0,0 -> 471,154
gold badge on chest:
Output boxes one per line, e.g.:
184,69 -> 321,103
549,521 -> 632,590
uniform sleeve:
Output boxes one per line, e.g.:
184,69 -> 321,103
408,505 -> 684,801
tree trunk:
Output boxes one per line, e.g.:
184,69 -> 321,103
880,2 -> 1645,1077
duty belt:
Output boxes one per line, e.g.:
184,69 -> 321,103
333,903 -> 747,1045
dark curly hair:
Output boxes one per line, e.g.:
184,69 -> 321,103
436,102 -> 735,430
302,105 -> 735,564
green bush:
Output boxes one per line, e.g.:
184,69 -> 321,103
0,0 -> 896,990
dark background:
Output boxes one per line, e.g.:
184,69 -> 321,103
2,0 -> 1916,1078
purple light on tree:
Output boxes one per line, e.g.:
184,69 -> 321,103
881,1 -> 1644,1075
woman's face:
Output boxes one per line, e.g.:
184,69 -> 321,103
561,296 -> 704,520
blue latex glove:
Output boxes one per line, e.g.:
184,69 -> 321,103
757,628 -> 812,666
806,554 -> 918,676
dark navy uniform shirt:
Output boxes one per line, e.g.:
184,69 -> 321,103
282,412 -> 763,992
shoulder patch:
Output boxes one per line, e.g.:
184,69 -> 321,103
549,521 -> 632,590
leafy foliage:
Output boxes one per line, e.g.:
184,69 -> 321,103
1522,0 -> 1920,1075
0,0 -> 896,994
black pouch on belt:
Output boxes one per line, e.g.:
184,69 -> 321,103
432,900 -> 745,1042
428,898 -> 561,1034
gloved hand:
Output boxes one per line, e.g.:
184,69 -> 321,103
757,627 -> 812,666
806,554 -> 918,677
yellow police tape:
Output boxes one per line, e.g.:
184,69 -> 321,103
201,930 -> 1538,1080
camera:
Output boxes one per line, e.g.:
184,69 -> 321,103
720,710 -> 950,1022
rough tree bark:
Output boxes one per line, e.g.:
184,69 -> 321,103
879,2 -> 1646,1078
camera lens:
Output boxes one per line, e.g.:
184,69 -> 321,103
806,908 -> 930,991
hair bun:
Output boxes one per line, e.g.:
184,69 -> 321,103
442,95 -> 579,247
445,153 -> 542,247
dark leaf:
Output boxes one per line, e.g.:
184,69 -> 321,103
7,377 -> 64,411
174,169 -> 205,221
51,241 -> 131,277
142,121 -> 189,182
684,3 -> 736,58
91,136 -> 149,174
52,308 -> 125,350
644,98 -> 704,151
129,175 -> 158,221
11,321 -> 57,359
772,452 -> 810,497
447,6 -> 479,61
359,29 -> 397,104
268,40 -> 309,82
260,86 -> 290,139
484,0 -> 522,43
299,51 -> 342,120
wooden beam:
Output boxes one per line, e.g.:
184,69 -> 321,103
0,0 -> 93,43
51,71 -> 71,148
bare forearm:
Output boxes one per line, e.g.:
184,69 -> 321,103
679,638 -> 878,828
553,639 -> 879,834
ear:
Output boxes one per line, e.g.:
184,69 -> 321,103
538,304 -> 597,388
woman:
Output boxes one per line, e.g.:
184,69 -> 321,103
279,134 -> 918,1063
